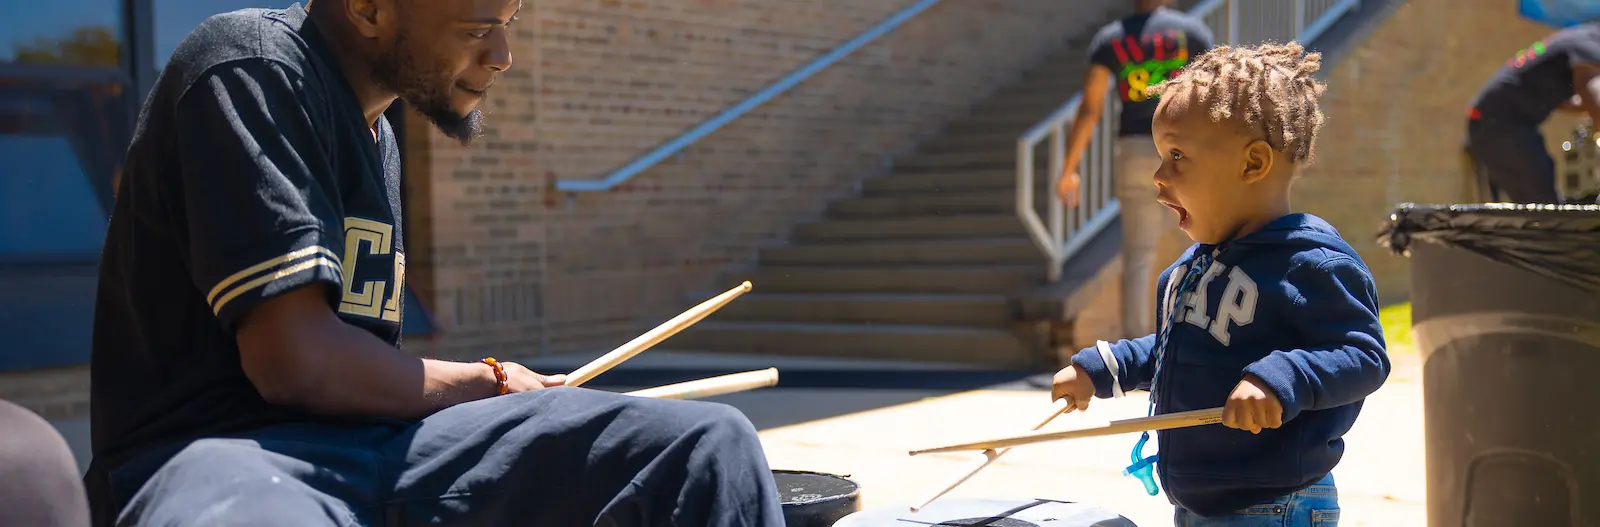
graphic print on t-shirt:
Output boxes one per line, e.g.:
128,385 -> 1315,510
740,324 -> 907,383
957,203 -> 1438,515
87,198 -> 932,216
1109,30 -> 1193,103
1505,40 -> 1548,69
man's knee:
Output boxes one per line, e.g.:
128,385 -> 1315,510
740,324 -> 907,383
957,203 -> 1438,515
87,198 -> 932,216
625,396 -> 759,443
121,439 -> 354,527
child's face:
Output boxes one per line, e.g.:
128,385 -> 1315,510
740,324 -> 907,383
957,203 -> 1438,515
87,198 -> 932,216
1149,99 -> 1273,244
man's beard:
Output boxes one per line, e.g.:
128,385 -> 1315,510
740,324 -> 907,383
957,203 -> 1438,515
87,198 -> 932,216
371,34 -> 485,145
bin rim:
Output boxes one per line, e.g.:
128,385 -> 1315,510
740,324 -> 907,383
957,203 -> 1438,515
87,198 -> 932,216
1376,202 -> 1600,294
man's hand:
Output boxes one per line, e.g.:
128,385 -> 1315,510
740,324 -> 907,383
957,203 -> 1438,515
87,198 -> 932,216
1222,374 -> 1283,434
500,361 -> 567,393
1051,363 -> 1095,411
1057,170 -> 1081,207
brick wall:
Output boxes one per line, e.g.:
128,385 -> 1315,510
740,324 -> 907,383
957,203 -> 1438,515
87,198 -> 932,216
403,0 -> 1128,359
1292,0 -> 1582,304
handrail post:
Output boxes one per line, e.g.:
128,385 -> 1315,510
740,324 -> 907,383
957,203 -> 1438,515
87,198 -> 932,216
1293,0 -> 1306,37
1227,0 -> 1240,45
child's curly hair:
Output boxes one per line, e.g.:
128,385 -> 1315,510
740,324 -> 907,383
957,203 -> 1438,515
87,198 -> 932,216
1145,41 -> 1328,166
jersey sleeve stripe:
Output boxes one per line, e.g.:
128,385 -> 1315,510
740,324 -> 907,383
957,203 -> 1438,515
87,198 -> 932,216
206,245 -> 341,306
211,253 -> 342,313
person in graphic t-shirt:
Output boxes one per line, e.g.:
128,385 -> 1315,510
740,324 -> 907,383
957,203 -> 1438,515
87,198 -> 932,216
1057,0 -> 1215,340
1465,22 -> 1600,204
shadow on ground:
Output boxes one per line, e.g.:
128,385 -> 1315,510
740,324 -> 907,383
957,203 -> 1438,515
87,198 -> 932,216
509,349 -> 1054,430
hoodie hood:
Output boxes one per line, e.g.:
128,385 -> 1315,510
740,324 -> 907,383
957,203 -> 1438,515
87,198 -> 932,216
1204,213 -> 1362,261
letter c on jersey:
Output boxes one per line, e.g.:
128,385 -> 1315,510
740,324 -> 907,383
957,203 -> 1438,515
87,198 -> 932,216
339,217 -> 405,323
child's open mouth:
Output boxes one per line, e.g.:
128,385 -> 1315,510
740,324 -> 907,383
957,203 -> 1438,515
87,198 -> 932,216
1160,200 -> 1190,228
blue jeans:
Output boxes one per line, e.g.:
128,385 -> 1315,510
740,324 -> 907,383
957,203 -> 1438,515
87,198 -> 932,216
1173,473 -> 1339,526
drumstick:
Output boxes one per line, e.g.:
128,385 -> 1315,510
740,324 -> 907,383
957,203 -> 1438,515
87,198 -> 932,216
565,281 -> 753,387
907,407 -> 1224,455
625,368 -> 780,400
909,397 -> 1075,512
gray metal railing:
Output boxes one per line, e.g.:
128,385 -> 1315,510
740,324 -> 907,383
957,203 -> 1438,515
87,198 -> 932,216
553,0 -> 947,192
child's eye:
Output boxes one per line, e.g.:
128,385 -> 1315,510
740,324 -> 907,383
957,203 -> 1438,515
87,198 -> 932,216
1170,150 -> 1185,161
469,28 -> 492,38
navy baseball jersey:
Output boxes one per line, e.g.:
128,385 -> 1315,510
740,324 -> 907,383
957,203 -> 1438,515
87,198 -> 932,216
87,2 -> 405,515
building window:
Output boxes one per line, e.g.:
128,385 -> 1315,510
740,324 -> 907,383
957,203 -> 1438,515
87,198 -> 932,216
2,0 -> 125,67
0,0 -> 130,372
1,0 -> 130,262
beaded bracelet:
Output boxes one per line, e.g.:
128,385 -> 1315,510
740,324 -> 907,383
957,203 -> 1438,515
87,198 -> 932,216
481,357 -> 509,395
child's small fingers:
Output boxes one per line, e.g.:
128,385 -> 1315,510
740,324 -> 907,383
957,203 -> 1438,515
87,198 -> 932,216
1237,408 -> 1258,432
1265,409 -> 1283,429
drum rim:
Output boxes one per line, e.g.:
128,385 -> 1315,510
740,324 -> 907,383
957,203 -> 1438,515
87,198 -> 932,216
771,469 -> 861,506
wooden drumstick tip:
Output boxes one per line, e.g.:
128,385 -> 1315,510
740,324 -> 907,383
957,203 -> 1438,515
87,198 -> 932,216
906,407 -> 1225,455
565,281 -> 754,387
625,368 -> 779,400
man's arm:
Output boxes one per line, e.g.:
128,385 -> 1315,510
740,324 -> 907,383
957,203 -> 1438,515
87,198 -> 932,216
1062,64 -> 1114,181
174,60 -> 511,419
1242,255 -> 1392,423
1571,60 -> 1600,122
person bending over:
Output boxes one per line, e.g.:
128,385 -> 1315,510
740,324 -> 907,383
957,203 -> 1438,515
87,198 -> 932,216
1465,21 -> 1600,203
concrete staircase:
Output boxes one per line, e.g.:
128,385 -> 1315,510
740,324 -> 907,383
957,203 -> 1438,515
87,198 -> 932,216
670,40 -> 1107,369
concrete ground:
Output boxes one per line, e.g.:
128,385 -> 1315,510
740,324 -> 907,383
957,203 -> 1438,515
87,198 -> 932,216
46,348 -> 1426,526
745,355 -> 1426,526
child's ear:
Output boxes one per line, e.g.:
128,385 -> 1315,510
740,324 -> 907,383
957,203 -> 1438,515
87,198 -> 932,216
1241,139 -> 1274,184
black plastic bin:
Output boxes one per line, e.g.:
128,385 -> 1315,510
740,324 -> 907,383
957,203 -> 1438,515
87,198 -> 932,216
1377,203 -> 1600,527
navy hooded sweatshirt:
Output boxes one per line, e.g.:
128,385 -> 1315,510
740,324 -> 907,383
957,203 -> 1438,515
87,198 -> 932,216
1071,213 -> 1391,516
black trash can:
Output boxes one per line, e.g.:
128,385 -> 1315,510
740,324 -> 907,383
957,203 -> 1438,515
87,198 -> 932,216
1377,203 -> 1600,527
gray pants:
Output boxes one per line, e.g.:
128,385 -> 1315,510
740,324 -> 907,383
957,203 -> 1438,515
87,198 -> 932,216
1115,135 -> 1174,339
102,387 -> 785,527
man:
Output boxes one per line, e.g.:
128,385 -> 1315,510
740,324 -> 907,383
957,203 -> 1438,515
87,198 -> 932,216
1055,0 -> 1214,339
1464,21 -> 1600,204
86,1 -> 785,525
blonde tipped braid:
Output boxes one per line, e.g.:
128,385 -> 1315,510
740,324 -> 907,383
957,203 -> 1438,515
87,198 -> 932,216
1146,41 -> 1329,166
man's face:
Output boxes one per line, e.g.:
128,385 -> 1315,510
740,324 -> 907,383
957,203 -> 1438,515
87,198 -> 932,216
370,0 -> 519,144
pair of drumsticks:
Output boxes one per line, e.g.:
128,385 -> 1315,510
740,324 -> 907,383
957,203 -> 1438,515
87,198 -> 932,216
562,281 -> 781,400
904,397 -> 1227,511
565,280 -> 1231,512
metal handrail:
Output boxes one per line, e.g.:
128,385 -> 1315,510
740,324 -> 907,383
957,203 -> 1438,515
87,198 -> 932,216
1017,0 -> 1363,282
554,0 -> 946,192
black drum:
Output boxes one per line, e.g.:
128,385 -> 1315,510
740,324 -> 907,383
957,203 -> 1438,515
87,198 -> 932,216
833,498 -> 1136,527
773,469 -> 861,527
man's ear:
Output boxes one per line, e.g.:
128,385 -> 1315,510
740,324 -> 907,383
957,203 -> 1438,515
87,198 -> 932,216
344,0 -> 397,39
1241,139 -> 1274,184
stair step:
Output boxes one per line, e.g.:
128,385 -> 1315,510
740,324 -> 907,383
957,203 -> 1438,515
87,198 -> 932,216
732,265 -> 1041,294
702,292 -> 1013,326
940,117 -> 1041,136
794,214 -> 1025,242
827,189 -> 1047,218
760,237 -> 1042,266
669,321 -> 1034,367
893,150 -> 1038,170
861,171 -> 1052,195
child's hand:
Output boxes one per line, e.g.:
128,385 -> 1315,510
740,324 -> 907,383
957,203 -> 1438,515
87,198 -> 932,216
1222,374 -> 1283,434
1051,363 -> 1095,411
